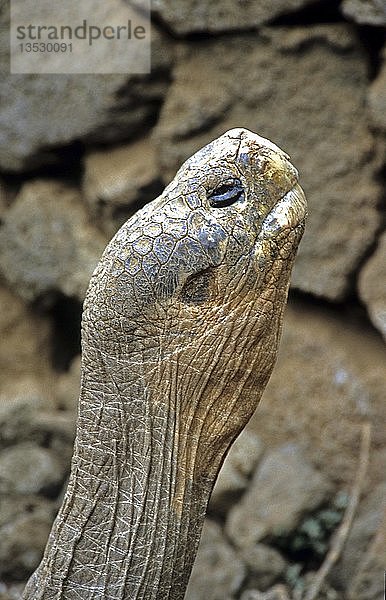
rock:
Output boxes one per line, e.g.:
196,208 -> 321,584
226,444 -> 331,549
0,495 -> 55,580
246,302 -> 386,490
154,25 -> 382,300
83,138 -> 160,206
341,0 -> 386,25
0,8 -> 172,171
0,285 -> 52,393
55,355 -> 81,413
240,586 -> 292,600
368,49 -> 386,132
0,395 -> 46,448
0,180 -> 108,302
300,572 -> 344,599
210,431 -> 263,515
0,582 -> 26,600
240,544 -> 286,591
240,592 -> 263,600
347,511 -> 386,600
35,405 -> 76,470
0,180 -> 7,220
0,443 -> 65,495
43,356 -> 79,462
358,230 -> 386,341
186,519 -> 245,600
83,138 -> 163,235
0,74 -> 139,171
34,412 -> 76,447
330,483 -> 386,599
151,0 -> 324,35
0,379 -> 75,471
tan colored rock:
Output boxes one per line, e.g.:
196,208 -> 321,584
186,520 -> 245,600
0,399 -> 75,489
368,49 -> 386,132
0,496 -> 55,580
0,75 -> 129,171
239,544 -> 287,591
55,355 -> 81,413
0,180 -> 108,302
209,431 -> 263,515
247,302 -> 386,490
0,285 -> 52,393
84,139 -> 159,207
0,395 -> 46,447
331,483 -> 386,599
0,180 -> 7,220
240,589 -> 292,600
0,442 -> 65,495
358,230 -> 386,341
0,377 -> 75,458
151,0 -> 325,34
226,444 -> 331,548
33,411 -> 76,447
154,25 -> 382,300
342,0 -> 386,25
83,138 -> 162,235
300,573 -> 344,600
0,11 -> 172,171
0,582 -> 26,600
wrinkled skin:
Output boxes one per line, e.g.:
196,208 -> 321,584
23,128 -> 307,600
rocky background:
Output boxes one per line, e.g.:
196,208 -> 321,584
0,1 -> 385,599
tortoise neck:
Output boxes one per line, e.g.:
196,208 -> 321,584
23,356 -> 213,600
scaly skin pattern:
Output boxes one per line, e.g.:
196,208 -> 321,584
23,128 -> 307,600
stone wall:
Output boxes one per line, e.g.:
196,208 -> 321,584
0,1 -> 385,599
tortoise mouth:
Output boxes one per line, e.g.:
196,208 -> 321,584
260,183 -> 307,237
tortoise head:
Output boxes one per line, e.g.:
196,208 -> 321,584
83,127 -> 307,474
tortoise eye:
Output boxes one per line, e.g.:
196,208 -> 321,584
208,179 -> 245,208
